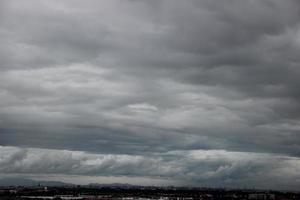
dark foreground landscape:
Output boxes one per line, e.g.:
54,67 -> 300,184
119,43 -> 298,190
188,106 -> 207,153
0,185 -> 299,200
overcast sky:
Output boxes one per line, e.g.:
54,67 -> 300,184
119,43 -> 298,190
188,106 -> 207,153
1,0 -> 300,190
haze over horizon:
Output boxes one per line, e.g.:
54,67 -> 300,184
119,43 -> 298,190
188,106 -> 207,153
1,0 -> 300,190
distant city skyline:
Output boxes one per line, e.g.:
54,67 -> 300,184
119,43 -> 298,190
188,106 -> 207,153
1,0 -> 300,190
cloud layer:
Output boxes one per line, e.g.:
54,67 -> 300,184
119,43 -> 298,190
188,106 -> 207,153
1,0 -> 300,189
1,146 -> 300,189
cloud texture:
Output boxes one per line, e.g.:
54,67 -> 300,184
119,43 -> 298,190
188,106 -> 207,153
1,0 -> 300,189
1,146 -> 300,189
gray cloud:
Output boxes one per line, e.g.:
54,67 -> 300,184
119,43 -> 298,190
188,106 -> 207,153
1,0 -> 300,189
1,146 -> 300,190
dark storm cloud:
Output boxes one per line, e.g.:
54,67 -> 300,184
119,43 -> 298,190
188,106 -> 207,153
1,0 -> 300,189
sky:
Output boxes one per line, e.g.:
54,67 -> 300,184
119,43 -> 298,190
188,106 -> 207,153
1,0 -> 300,190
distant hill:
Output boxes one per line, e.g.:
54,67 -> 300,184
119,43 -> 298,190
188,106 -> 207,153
88,183 -> 138,188
0,177 -> 71,187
